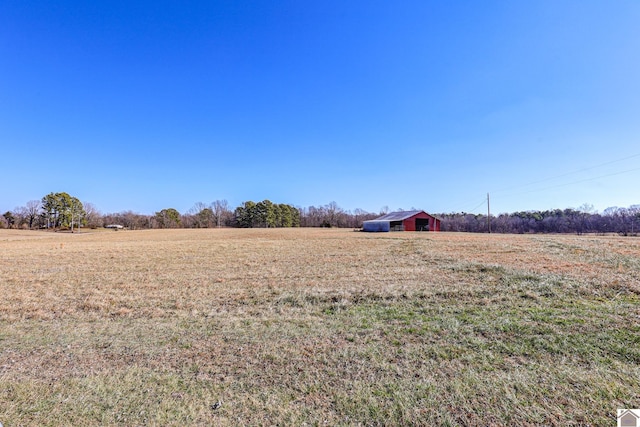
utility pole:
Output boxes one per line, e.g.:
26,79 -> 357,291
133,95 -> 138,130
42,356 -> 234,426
487,193 -> 491,234
70,200 -> 74,233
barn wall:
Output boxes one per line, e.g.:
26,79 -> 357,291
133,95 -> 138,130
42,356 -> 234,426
403,218 -> 416,231
363,221 -> 390,232
401,212 -> 439,232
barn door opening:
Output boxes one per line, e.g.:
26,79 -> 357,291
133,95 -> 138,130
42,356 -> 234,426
390,220 -> 404,231
415,218 -> 430,231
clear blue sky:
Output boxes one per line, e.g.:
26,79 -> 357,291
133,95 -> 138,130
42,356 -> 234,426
2,1 -> 639,216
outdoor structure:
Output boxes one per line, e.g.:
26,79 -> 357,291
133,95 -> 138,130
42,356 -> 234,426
362,210 -> 441,232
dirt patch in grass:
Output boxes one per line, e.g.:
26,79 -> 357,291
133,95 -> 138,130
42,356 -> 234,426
1,229 -> 639,425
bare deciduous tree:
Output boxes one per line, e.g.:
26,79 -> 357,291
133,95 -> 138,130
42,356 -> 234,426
212,199 -> 231,227
187,202 -> 213,228
83,202 -> 102,229
14,200 -> 41,229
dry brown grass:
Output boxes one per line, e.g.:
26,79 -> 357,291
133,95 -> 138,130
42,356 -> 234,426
1,228 -> 639,426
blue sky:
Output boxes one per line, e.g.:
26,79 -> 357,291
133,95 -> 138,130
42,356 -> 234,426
2,1 -> 639,216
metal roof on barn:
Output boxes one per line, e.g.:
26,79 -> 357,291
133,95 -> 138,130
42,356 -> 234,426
372,210 -> 426,221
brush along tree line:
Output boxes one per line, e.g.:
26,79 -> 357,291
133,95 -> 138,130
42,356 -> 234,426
2,193 -> 639,234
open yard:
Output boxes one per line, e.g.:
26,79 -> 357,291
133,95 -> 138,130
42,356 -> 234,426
1,228 -> 639,426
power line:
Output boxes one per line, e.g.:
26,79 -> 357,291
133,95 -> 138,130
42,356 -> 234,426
500,166 -> 640,197
469,198 -> 488,212
449,198 -> 487,214
450,153 -> 640,215
493,152 -> 640,194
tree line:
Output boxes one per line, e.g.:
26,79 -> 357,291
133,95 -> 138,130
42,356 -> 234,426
2,193 -> 639,235
438,205 -> 640,236
1,194 -> 379,231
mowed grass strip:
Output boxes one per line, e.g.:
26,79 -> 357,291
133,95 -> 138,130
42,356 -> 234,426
1,229 -> 639,425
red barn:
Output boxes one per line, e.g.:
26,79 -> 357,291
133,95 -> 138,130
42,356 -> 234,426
362,210 -> 441,232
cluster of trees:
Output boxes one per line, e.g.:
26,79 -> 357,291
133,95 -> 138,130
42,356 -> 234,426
438,205 -> 640,235
234,200 -> 300,228
299,202 -> 379,228
40,192 -> 85,231
2,193 -> 93,232
183,200 -> 233,228
2,193 -> 639,236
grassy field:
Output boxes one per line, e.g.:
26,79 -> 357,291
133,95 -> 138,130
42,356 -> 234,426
1,228 -> 639,426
